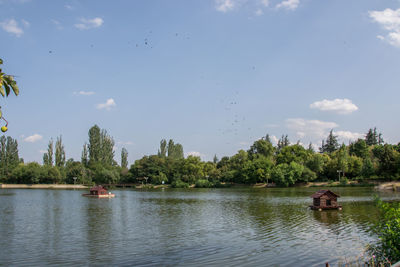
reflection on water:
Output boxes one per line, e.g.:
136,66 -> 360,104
0,187 -> 398,266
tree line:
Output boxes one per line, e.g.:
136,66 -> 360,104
0,125 -> 399,187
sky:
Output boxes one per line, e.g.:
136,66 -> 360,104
1,0 -> 400,165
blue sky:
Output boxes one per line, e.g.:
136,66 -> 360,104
1,0 -> 400,164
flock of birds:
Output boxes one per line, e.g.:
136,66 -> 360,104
47,30 -> 260,146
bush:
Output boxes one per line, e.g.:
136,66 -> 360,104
195,179 -> 214,188
368,197 -> 400,264
340,176 -> 348,185
171,179 -> 189,188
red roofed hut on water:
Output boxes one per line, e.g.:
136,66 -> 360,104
82,185 -> 115,198
310,189 -> 342,211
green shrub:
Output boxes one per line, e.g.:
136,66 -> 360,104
171,179 -> 189,188
368,197 -> 400,264
195,179 -> 214,188
340,176 -> 348,185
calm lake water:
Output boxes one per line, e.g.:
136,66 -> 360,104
0,187 -> 399,266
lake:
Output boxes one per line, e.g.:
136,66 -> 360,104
0,187 -> 399,266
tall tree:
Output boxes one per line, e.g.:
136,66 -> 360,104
0,136 -> 19,178
100,129 -> 115,166
121,147 -> 128,169
81,143 -> 88,167
167,139 -> 175,158
365,127 -> 381,146
0,59 -> 19,97
213,154 -> 219,164
264,134 -> 272,144
55,135 -> 66,167
166,139 -> 184,160
88,125 -> 101,164
322,130 -> 339,153
277,135 -> 290,151
174,143 -> 184,159
158,139 -> 167,158
43,139 -> 54,166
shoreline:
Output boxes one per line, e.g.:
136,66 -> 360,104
1,181 -> 398,191
0,184 -> 88,189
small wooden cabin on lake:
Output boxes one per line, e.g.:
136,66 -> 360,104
310,189 -> 342,211
82,185 -> 115,198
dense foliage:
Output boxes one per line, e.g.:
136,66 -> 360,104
369,197 -> 400,264
1,126 -> 400,186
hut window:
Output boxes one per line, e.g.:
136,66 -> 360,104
326,200 -> 331,206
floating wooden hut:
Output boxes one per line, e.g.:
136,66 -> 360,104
310,189 -> 342,211
82,185 -> 115,198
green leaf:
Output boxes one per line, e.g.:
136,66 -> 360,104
0,86 -> 5,97
0,59 -> 3,65
11,83 -> 19,96
3,82 -> 10,96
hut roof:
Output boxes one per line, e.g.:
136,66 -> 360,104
90,185 -> 107,192
310,189 -> 340,198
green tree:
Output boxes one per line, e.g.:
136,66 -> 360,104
213,154 -> 218,164
277,135 -> 290,151
276,144 -> 309,165
321,130 -> 339,153
55,136 -> 66,167
43,139 -> 53,166
361,158 -> 375,178
158,139 -> 167,158
0,136 -> 19,180
349,139 -> 368,159
248,139 -> 275,159
0,59 -> 19,97
81,143 -> 88,167
271,162 -> 304,187
121,147 -> 128,169
166,139 -> 184,160
88,125 -> 101,164
100,129 -> 115,166
87,125 -> 115,167
365,127 -> 379,146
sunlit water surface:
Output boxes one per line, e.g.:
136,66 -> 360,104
1,187 -> 399,266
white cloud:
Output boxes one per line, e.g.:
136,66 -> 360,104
65,4 -> 73,10
255,8 -> 263,16
96,98 -> 116,110
286,118 -> 338,139
75,17 -> 103,30
74,90 -> 95,96
215,0 -> 235,12
24,134 -> 43,143
369,8 -> 400,47
39,150 -> 47,154
186,151 -> 205,158
276,0 -> 299,10
310,98 -> 358,114
0,19 -> 23,37
334,131 -> 364,142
